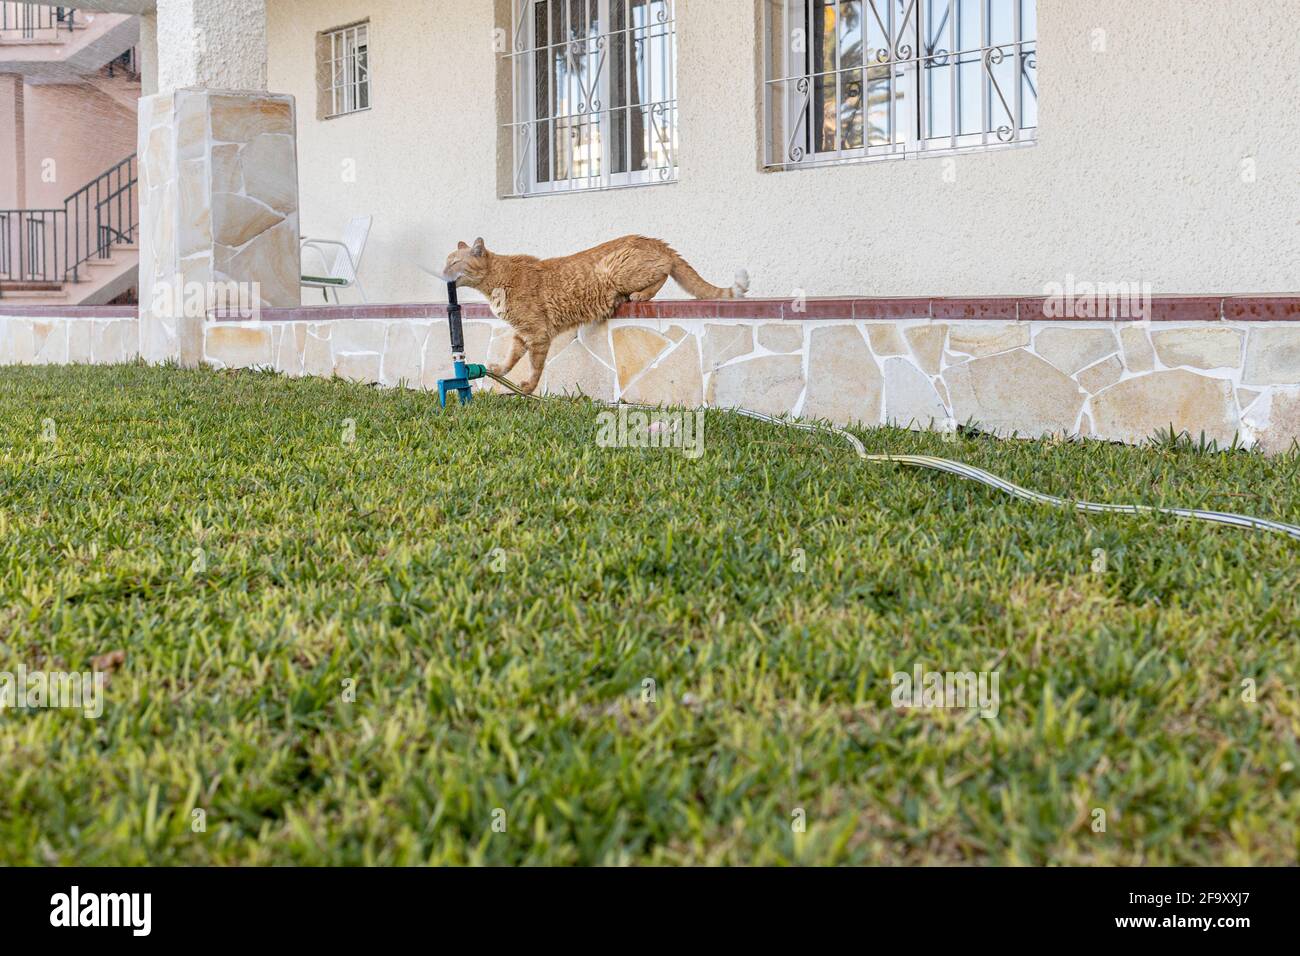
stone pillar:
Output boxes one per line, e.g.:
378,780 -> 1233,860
137,0 -> 298,365
138,13 -> 159,96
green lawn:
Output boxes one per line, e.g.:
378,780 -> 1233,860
1,362 -> 1297,865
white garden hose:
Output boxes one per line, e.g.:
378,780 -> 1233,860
482,369 -> 1300,543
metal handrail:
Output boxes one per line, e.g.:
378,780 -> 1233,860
0,154 -> 137,288
0,4 -> 77,39
107,45 -> 139,78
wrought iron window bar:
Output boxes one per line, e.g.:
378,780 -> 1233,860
505,0 -> 677,198
325,22 -> 370,118
763,0 -> 1037,170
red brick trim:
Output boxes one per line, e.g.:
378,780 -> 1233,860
852,298 -> 930,320
214,296 -> 1300,323
209,302 -> 499,322
13,296 -> 1300,323
931,298 -> 1020,321
1222,297 -> 1300,321
0,306 -> 137,318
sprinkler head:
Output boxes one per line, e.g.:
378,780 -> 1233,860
438,361 -> 486,407
437,278 -> 486,406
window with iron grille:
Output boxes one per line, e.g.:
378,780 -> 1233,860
322,22 -> 370,119
505,1 -> 677,196
763,0 -> 1036,169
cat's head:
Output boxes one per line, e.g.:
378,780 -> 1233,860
443,238 -> 490,288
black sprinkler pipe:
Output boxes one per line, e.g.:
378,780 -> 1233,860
436,278 -> 485,407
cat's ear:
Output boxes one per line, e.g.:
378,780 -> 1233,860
471,237 -> 486,257
457,241 -> 469,250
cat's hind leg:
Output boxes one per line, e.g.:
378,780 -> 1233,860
629,275 -> 669,302
518,339 -> 552,395
489,334 -> 528,377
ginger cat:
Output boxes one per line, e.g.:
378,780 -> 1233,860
442,235 -> 749,395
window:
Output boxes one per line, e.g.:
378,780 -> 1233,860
321,22 -> 370,118
505,1 -> 677,196
763,0 -> 1036,169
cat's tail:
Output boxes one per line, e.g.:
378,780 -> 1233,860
672,255 -> 750,299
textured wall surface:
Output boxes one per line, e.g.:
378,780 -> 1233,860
8,312 -> 1299,454
264,0 -> 1300,305
157,0 -> 267,92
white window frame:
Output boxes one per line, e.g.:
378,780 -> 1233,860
506,0 -> 678,197
764,0 -> 1036,170
325,21 -> 371,119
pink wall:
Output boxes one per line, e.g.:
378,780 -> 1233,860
0,74 -> 24,208
19,82 -> 135,209
0,75 -> 135,211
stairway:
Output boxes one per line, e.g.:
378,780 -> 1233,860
0,245 -> 139,305
0,4 -> 140,79
0,6 -> 141,307
82,47 -> 141,112
0,154 -> 139,306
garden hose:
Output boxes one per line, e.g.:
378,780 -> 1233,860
481,369 -> 1300,543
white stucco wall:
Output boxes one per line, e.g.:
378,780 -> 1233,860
266,0 -> 1300,304
158,0 -> 268,92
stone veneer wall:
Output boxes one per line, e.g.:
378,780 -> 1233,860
4,304 -> 1300,454
0,312 -> 140,367
137,89 -> 300,366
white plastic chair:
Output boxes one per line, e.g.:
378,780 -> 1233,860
301,215 -> 372,303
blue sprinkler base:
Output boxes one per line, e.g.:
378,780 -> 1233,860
438,361 -> 486,407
